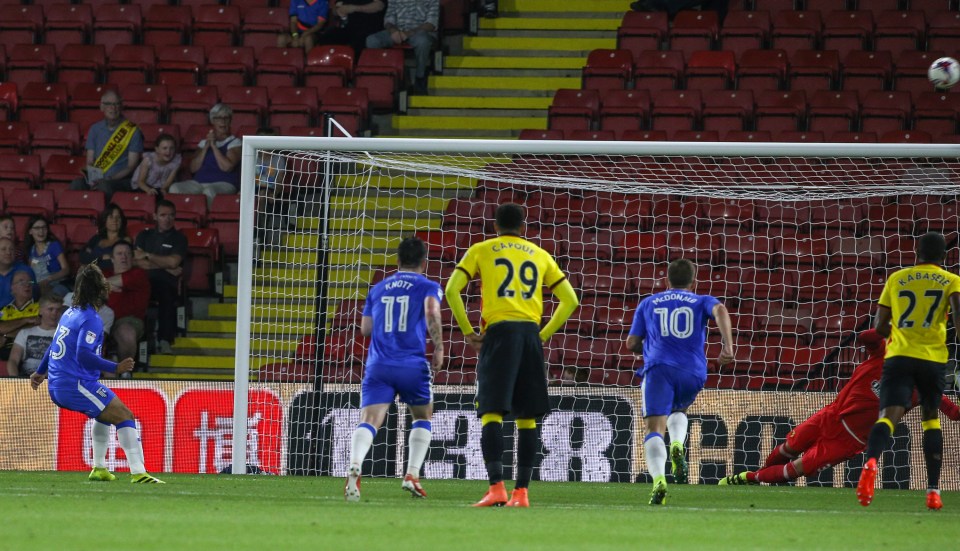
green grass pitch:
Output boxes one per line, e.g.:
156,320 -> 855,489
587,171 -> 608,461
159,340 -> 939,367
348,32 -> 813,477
2,471 -> 959,550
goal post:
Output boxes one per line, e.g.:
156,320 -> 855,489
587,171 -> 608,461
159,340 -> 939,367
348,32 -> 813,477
232,137 -> 960,486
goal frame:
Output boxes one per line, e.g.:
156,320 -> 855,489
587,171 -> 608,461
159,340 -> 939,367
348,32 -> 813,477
231,137 -> 960,475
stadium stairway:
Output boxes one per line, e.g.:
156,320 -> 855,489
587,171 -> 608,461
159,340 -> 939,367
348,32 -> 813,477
136,174 -> 484,381
375,0 -> 624,138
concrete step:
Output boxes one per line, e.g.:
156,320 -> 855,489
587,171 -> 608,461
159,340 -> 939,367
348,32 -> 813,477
222,285 -> 364,301
392,114 -> 546,131
336,173 -> 480,190
462,36 -> 616,54
429,74 -> 580,91
188,318 -> 315,335
444,55 -> 586,70
502,0 -> 628,13
478,17 -> 620,31
408,95 -> 552,110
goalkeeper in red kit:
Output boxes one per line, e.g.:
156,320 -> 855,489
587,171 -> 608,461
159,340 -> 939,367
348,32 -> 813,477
719,329 -> 960,486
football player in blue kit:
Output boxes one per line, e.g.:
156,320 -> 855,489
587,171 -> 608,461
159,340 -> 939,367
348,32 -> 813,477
345,237 -> 444,501
626,258 -> 734,504
30,263 -> 164,483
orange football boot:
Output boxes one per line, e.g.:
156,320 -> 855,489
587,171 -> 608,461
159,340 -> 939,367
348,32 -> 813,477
857,458 -> 877,507
473,481 -> 508,507
505,488 -> 529,508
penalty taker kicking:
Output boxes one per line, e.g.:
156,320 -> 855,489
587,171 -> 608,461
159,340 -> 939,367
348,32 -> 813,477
29,264 -> 163,484
345,237 -> 444,501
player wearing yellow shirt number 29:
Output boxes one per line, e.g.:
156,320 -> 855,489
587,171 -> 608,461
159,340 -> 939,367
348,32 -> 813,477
445,203 -> 580,508
857,231 -> 960,510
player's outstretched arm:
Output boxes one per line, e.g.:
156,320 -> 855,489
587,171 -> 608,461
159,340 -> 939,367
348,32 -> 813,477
540,279 -> 579,342
938,395 -> 960,421
425,295 -> 444,371
713,303 -> 735,365
444,269 -> 473,336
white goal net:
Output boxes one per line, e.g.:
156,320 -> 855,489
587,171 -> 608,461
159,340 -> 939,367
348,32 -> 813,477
232,138 -> 960,490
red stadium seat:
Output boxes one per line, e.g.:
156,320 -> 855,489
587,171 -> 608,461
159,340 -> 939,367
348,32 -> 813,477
821,11 -> 874,61
142,5 -> 193,47
7,44 -> 56,90
57,44 -> 105,85
138,123 -> 182,151
184,227 -> 222,295
19,83 -> 68,125
168,86 -> 220,130
240,6 -> 288,54
206,46 -> 255,88
616,11 -> 668,59
634,264 -> 670,297
667,233 -> 720,264
166,194 -> 208,226
873,10 -> 926,59
599,89 -> 651,139
778,235 -> 831,270
701,90 -> 754,134
0,154 -> 40,189
719,10 -> 770,57
548,89 -> 600,134
736,267 -> 797,302
860,90 -> 911,135
880,130 -> 932,143
916,200 -> 960,234
119,84 -> 168,127
828,131 -> 877,143
255,47 -> 305,88
92,4 -> 142,50
322,87 -> 370,137
927,10 -> 960,53
43,154 -> 85,188
807,90 -> 859,135
595,193 -> 653,228
6,188 -> 55,219
46,4 -> 94,51
155,46 -> 206,87
106,45 -> 156,86
0,122 -> 30,155
621,130 -> 669,141
650,90 -> 702,134
632,50 -> 685,94
684,50 -> 736,92
567,130 -> 615,141
111,191 -> 156,223
722,130 -> 771,142
841,50 -> 892,98
735,48 -> 787,94
754,90 -> 807,134
518,129 -> 564,140
892,50 -> 947,100
913,91 -> 960,139
193,5 -> 241,48
669,10 -> 719,61
268,87 -> 319,129
828,235 -> 886,268
0,5 -> 44,45
770,10 -> 822,58
353,48 -> 405,110
0,82 -> 16,123
582,49 -> 634,92
219,86 -> 269,129
722,233 -> 774,267
788,49 -> 841,91
30,122 -> 82,164
564,227 -> 617,261
617,232 -> 668,262
55,189 -> 106,222
572,262 -> 634,297
795,270 -> 845,302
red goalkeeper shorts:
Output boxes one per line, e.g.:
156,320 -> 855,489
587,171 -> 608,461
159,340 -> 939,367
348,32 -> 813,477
786,409 -> 865,475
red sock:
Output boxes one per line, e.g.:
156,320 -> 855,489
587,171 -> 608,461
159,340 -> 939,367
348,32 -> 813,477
764,444 -> 795,468
754,461 -> 800,484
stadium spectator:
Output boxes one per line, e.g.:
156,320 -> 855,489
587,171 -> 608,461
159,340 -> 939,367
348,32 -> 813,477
131,133 -> 181,196
365,0 -> 439,95
62,291 -> 114,339
6,293 -> 61,377
0,237 -> 34,311
315,0 -> 386,55
345,237 -> 443,501
720,329 -> 960,488
31,263 -> 165,484
69,91 -> 144,202
0,270 -> 40,361
626,258 -> 734,505
277,0 -> 330,52
133,200 -> 187,354
445,203 -> 579,508
857,231 -> 960,510
0,215 -> 20,261
169,104 -> 241,207
23,215 -> 70,298
104,241 -> 150,375
81,204 -> 133,271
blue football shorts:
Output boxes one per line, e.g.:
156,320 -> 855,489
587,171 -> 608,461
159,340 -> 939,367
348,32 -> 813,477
49,379 -> 117,418
361,361 -> 432,408
641,364 -> 706,418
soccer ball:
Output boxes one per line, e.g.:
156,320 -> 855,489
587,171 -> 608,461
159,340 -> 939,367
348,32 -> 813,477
928,57 -> 960,90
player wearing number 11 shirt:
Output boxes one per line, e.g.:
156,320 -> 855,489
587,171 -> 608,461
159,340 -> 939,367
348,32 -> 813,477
626,258 -> 734,505
445,203 -> 579,508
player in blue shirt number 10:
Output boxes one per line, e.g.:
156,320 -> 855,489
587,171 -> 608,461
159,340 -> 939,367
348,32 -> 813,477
30,263 -> 164,484
626,259 -> 734,505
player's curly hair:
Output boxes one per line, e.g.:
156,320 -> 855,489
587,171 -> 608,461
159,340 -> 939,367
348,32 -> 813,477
917,231 -> 947,264
397,236 -> 427,269
72,263 -> 109,310
495,203 -> 525,233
